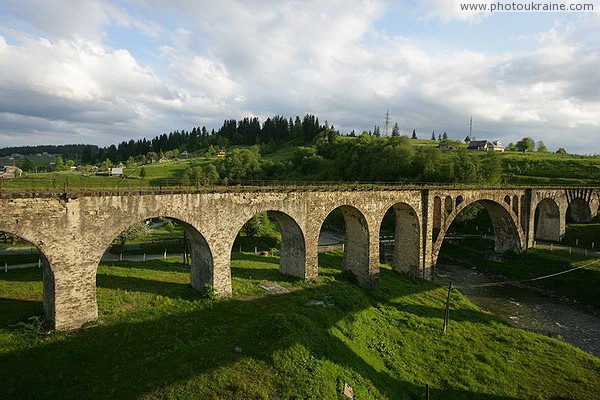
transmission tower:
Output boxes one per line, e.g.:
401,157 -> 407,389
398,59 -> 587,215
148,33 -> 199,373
469,116 -> 473,141
384,110 -> 390,136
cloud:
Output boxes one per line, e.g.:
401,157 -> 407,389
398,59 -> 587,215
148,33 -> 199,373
0,1 -> 598,154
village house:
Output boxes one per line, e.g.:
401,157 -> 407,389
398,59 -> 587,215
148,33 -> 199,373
0,165 -> 23,179
110,167 -> 124,177
467,140 -> 504,152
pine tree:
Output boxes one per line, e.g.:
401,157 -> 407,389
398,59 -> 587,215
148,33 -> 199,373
442,132 -> 448,140
431,131 -> 436,140
411,129 -> 417,139
392,123 -> 400,137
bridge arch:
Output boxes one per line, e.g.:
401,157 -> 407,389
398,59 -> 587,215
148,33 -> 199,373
432,197 -> 525,266
379,202 -> 421,276
567,198 -> 592,223
0,229 -> 55,325
534,198 -> 562,242
95,215 -> 213,291
319,205 -> 370,286
231,210 -> 306,279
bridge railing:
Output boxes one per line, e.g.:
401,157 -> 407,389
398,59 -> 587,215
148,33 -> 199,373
0,176 -> 598,199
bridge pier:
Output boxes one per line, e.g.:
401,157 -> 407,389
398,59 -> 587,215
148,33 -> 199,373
49,258 -> 98,331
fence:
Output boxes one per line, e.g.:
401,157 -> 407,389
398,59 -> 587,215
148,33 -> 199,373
2,175 -> 598,199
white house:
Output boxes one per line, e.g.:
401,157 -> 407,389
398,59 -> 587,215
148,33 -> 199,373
110,168 -> 124,177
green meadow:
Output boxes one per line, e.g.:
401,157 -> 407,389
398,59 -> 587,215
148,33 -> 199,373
1,251 -> 598,399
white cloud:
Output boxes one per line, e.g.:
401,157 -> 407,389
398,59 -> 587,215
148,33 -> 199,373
0,1 -> 598,153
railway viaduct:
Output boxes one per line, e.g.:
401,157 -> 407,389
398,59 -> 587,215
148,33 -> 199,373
0,186 -> 598,330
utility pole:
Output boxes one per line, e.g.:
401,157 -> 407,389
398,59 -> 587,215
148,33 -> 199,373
384,110 -> 390,136
469,116 -> 473,141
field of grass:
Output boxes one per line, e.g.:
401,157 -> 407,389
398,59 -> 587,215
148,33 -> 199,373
496,151 -> 600,185
439,237 -> 600,311
0,251 -> 598,399
562,223 -> 600,249
3,139 -> 600,191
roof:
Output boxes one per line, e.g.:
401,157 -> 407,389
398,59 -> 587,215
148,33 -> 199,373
467,140 -> 489,147
111,168 -> 124,174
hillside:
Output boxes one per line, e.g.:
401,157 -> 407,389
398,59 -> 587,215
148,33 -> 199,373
1,252 -> 598,399
2,134 -> 600,192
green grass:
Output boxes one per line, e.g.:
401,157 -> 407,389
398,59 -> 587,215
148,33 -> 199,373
1,252 -> 598,399
562,223 -> 600,249
440,237 -> 600,311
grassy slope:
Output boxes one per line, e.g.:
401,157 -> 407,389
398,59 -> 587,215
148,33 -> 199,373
5,139 -> 600,190
1,252 -> 598,399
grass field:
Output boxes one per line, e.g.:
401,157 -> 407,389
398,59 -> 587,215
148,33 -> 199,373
0,251 -> 598,399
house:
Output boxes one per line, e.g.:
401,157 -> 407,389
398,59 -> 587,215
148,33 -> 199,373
0,166 -> 23,179
179,151 -> 189,159
438,141 -> 456,151
467,140 -> 504,152
110,168 -> 124,177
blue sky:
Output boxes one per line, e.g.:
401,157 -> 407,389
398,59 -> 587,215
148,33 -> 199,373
0,0 -> 599,153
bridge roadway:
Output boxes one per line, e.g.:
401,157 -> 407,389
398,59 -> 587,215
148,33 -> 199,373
0,184 -> 597,330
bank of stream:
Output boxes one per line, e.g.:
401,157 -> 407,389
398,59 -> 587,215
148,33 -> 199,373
434,262 -> 600,358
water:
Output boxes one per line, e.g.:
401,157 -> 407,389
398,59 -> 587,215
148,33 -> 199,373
435,263 -> 600,358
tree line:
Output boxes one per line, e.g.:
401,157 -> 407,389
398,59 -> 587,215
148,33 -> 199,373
2,114 -> 325,165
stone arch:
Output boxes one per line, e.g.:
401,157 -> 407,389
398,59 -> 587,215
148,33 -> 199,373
444,196 -> 453,213
534,198 -> 561,242
96,215 -> 213,291
520,195 -> 527,232
0,229 -> 56,325
567,198 -> 592,223
433,196 -> 442,241
432,198 -> 525,266
455,196 -> 464,208
512,195 -> 519,216
380,202 -> 421,276
504,195 -> 511,205
233,210 -> 306,279
320,205 -> 370,285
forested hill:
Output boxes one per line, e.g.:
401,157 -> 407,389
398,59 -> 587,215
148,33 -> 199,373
0,114 -> 325,163
0,144 -> 97,160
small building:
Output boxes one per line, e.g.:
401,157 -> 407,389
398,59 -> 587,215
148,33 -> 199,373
110,168 -> 124,177
438,141 -> 456,151
179,151 -> 189,159
0,166 -> 23,179
467,140 -> 504,152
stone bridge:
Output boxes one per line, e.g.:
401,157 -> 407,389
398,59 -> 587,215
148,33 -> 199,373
0,186 -> 598,330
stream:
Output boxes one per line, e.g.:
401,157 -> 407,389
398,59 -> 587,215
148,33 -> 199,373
434,263 -> 600,358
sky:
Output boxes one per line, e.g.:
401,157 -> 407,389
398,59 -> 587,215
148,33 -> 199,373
0,0 -> 599,154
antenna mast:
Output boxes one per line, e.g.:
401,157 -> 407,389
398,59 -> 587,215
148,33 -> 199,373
384,110 -> 390,136
469,116 -> 473,141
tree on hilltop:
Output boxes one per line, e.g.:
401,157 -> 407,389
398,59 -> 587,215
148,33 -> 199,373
516,137 -> 535,152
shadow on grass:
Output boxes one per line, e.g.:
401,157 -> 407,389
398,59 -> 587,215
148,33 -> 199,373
0,267 -> 43,282
96,274 -> 196,301
0,277 -> 521,400
100,259 -> 191,273
0,298 -> 43,327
